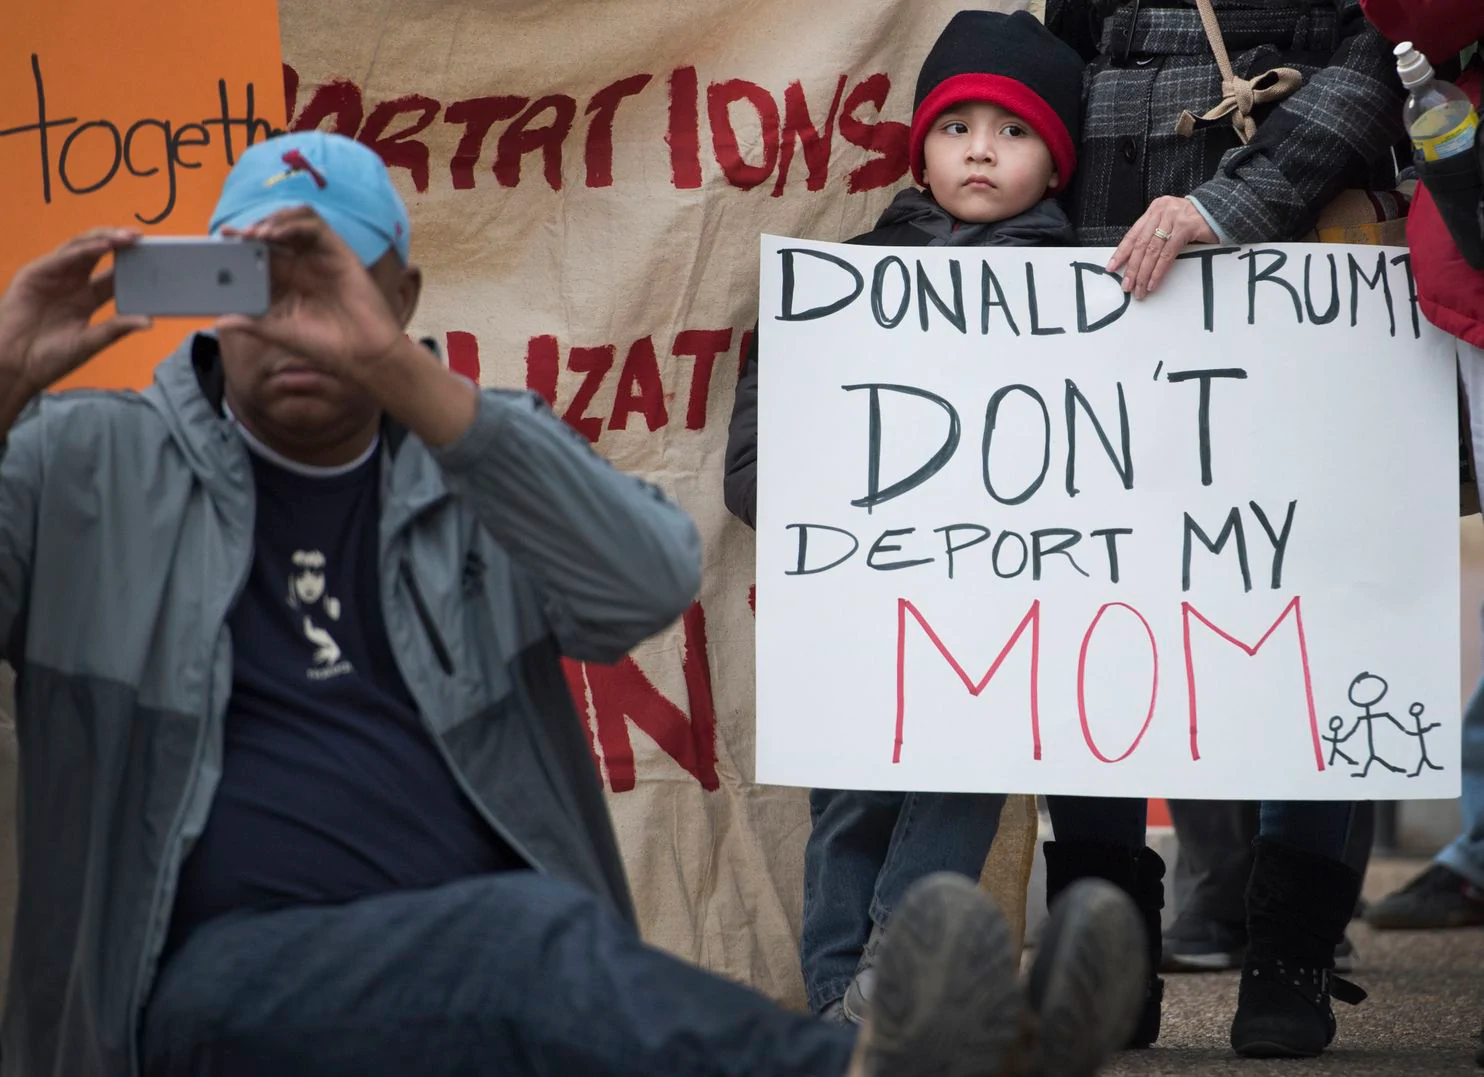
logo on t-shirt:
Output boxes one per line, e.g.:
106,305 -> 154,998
288,549 -> 353,680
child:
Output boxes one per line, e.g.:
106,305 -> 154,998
723,7 -> 1165,1047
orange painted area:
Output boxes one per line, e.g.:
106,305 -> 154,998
1,2 -> 284,390
1148,798 -> 1172,828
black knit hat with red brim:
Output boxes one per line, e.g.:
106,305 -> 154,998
910,9 -> 1084,188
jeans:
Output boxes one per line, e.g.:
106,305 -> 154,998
1170,801 -> 1372,925
1257,801 -> 1356,860
798,790 -> 1145,1014
142,872 -> 857,1077
1437,666 -> 1484,888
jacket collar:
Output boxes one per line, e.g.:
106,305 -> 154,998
147,333 -> 445,524
874,188 -> 1077,247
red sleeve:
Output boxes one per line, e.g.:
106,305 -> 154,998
1360,0 -> 1484,62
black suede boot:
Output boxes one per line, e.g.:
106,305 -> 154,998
1128,847 -> 1167,1046
1042,840 -> 1164,1047
1230,839 -> 1368,1058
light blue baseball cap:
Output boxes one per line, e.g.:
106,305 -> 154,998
210,131 -> 410,266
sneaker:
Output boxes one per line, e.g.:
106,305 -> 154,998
1365,864 -> 1484,930
1163,917 -> 1356,971
841,924 -> 885,1025
820,998 -> 851,1026
1026,878 -> 1149,1077
848,873 -> 1029,1077
1161,915 -> 1247,972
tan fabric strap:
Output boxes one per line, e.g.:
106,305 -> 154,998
1175,0 -> 1304,144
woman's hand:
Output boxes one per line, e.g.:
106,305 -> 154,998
1107,196 -> 1218,300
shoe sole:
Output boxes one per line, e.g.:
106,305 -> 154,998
1028,879 -> 1149,1077
1162,950 -> 1245,973
853,873 -> 1025,1077
1233,1039 -> 1324,1059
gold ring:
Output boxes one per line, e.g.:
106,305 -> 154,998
1153,228 -> 1172,241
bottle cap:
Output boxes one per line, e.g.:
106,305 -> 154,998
1394,42 -> 1434,90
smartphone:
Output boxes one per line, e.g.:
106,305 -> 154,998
114,237 -> 270,317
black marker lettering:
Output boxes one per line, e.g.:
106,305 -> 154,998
1240,248 -> 1303,325
980,261 -> 1020,336
1164,367 -> 1248,486
935,524 -> 991,580
1090,527 -> 1133,584
1390,252 -> 1421,339
1303,253 -> 1340,325
1032,528 -> 1090,580
1348,252 -> 1396,337
1025,262 -> 1065,336
777,248 -> 864,321
992,531 -> 1029,578
867,528 -> 933,571
1248,499 -> 1298,589
1064,379 -> 1133,496
1073,261 -> 1132,333
786,523 -> 859,575
872,255 -> 911,328
844,383 -> 960,510
982,384 -> 1050,505
916,258 -> 965,333
1175,246 -> 1241,332
1181,508 -> 1252,592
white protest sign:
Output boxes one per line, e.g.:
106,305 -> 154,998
755,236 -> 1461,800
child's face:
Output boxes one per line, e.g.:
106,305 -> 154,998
922,102 -> 1058,224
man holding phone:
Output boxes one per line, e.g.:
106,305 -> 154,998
0,131 -> 1141,1077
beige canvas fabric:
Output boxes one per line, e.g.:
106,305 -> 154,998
275,0 -> 1038,1005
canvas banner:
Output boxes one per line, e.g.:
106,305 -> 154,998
275,0 -> 1035,1004
755,236 -> 1461,801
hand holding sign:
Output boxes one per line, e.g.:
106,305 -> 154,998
1108,196 -> 1219,300
0,229 -> 151,430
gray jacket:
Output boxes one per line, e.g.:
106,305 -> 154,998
0,334 -> 702,1077
1046,0 -> 1403,245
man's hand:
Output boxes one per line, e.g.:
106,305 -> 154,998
0,229 -> 152,426
220,207 -> 477,447
215,207 -> 406,379
1106,196 -> 1218,301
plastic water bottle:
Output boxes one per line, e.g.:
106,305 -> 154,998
1397,42 -> 1477,160
1396,41 -> 1484,267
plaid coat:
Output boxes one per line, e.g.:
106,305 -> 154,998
1045,0 -> 1405,245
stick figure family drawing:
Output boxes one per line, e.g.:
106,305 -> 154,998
1324,672 -> 1443,779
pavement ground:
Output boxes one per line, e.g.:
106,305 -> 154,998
1103,858 -> 1484,1076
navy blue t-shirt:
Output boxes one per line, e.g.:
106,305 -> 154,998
168,440 -> 519,950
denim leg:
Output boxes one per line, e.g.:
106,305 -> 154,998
142,873 -> 857,1077
1045,795 -> 1147,848
1438,668 -> 1484,887
1168,800 -> 1258,924
870,792 -> 1008,924
800,788 -> 907,1013
1258,801 -> 1354,860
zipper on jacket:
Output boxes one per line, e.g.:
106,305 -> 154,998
400,559 -> 455,675
385,548 -> 547,877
